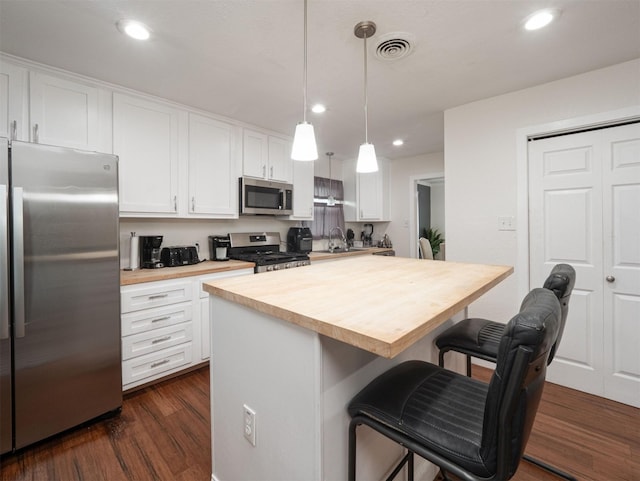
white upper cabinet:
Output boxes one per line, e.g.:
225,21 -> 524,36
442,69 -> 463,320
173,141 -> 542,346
290,159 -> 314,220
29,72 -> 109,151
187,113 -> 240,218
267,136 -> 292,183
343,157 -> 390,222
114,93 -> 180,216
242,128 -> 292,183
0,60 -> 28,141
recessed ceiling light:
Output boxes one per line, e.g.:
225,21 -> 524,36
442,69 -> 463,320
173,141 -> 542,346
392,139 -> 404,146
311,104 -> 326,114
117,19 -> 151,40
524,9 -> 558,31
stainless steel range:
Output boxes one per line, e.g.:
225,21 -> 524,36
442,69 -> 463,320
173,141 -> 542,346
228,232 -> 310,273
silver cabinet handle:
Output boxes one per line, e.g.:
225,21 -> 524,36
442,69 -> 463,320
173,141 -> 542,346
191,196 -> 195,212
173,195 -> 177,212
606,275 -> 616,283
11,121 -> 17,141
151,359 -> 170,369
148,293 -> 168,300
262,165 -> 266,178
151,316 -> 171,323
270,166 -> 274,178
12,187 -> 25,338
0,185 -> 8,340
33,123 -> 39,143
152,335 -> 171,345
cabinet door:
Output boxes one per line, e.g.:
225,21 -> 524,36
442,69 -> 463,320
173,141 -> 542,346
114,93 -> 180,215
30,72 -> 100,150
358,171 -> 382,220
188,114 -> 238,217
0,61 -> 28,141
268,136 -> 292,183
290,158 -> 314,220
243,129 -> 268,179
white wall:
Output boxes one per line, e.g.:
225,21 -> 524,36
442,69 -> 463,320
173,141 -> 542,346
445,58 -> 640,321
386,152 -> 444,257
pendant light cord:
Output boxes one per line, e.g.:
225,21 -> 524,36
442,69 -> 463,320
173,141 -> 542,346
302,0 -> 308,123
363,31 -> 368,143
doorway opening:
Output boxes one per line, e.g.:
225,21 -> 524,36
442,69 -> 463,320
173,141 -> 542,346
410,174 -> 444,259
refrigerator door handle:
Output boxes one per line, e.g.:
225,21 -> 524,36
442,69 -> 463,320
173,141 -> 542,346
0,184 -> 8,340
12,187 -> 25,338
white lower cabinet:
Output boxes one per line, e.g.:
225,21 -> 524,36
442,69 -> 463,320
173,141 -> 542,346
120,268 -> 253,391
196,268 -> 253,361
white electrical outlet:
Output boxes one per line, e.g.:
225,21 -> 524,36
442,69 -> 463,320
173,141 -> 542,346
243,404 -> 256,446
498,216 -> 516,231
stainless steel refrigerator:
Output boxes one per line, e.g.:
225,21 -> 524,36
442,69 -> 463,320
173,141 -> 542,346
1,138 -> 122,454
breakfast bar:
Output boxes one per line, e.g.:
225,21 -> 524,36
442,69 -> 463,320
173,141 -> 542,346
203,256 -> 512,481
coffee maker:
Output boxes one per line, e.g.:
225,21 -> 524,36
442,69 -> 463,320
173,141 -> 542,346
139,235 -> 164,269
209,235 -> 230,261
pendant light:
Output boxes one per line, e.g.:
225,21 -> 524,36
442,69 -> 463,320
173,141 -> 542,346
326,152 -> 335,206
291,0 -> 318,161
354,21 -> 378,173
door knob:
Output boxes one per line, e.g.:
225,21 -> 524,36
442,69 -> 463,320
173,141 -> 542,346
606,275 -> 615,283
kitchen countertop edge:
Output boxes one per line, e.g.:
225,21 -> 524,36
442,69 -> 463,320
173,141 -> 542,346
120,260 -> 256,286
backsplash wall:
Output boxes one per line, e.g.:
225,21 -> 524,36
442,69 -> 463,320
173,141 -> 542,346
119,217 -> 305,269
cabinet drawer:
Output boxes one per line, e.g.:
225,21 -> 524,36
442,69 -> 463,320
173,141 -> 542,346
121,302 -> 193,336
122,342 -> 193,386
121,280 -> 192,313
122,322 -> 193,361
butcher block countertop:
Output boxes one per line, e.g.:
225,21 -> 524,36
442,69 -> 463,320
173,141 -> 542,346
203,256 -> 513,358
307,247 -> 394,261
120,260 -> 255,286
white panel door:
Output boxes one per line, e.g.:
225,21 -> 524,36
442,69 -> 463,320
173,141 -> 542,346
0,61 -> 28,141
601,124 -> 640,407
529,122 -> 640,407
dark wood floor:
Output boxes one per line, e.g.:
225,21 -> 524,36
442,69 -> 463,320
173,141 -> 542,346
1,364 -> 638,481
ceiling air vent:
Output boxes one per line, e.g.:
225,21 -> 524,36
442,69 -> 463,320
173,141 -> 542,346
374,32 -> 415,61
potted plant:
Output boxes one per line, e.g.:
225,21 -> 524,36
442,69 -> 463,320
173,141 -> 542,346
421,227 -> 444,258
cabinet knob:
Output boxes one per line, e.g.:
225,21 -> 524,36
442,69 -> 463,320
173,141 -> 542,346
11,120 -> 17,141
173,195 -> 177,212
33,123 -> 39,143
606,275 -> 615,283
191,196 -> 195,211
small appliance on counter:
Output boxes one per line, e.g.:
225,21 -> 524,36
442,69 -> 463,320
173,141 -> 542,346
160,246 -> 200,267
361,223 -> 374,247
209,235 -> 231,261
140,235 -> 164,269
287,227 -> 313,254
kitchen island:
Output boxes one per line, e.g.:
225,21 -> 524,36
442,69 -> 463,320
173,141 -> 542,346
203,256 -> 512,481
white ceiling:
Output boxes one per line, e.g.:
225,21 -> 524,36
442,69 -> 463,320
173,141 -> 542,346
1,0 -> 639,161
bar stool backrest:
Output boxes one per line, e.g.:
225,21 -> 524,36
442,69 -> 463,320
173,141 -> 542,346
541,264 -> 576,364
479,288 -> 561,479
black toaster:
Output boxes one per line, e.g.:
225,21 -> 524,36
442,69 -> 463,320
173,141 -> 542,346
160,246 -> 200,267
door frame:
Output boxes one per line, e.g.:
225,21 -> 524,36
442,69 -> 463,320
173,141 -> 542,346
515,105 -> 640,300
409,172 -> 444,259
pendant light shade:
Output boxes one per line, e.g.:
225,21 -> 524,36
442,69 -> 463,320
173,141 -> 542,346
357,143 -> 378,173
354,21 -> 378,173
291,0 -> 318,161
292,122 -> 318,161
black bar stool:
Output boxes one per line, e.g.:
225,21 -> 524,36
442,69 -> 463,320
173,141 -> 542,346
435,263 -> 576,480
348,288 -> 561,481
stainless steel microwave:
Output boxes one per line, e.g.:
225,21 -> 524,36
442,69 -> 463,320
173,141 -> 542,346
239,177 -> 293,215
